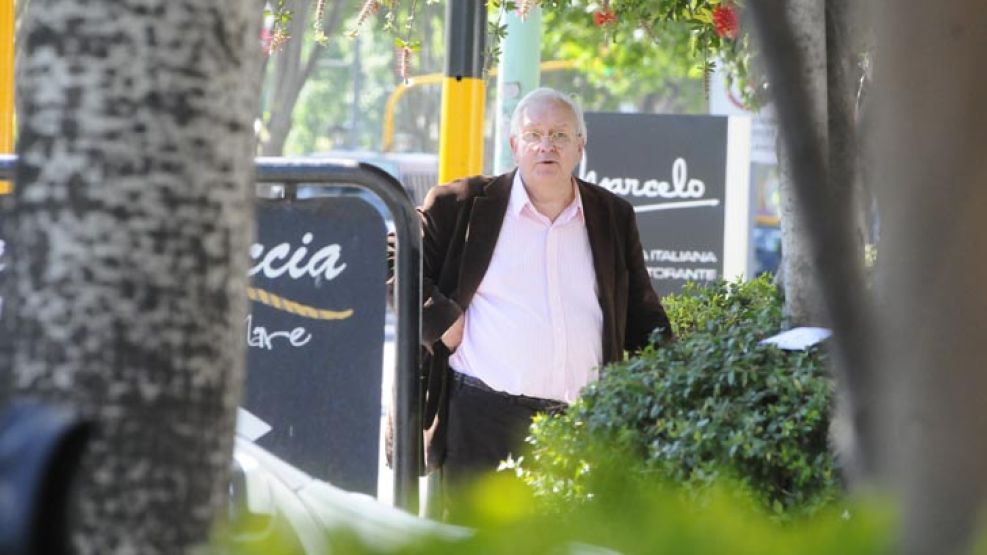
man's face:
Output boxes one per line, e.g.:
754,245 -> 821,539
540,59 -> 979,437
509,99 -> 584,190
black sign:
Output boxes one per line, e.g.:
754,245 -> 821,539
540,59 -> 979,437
244,196 -> 385,495
581,113 -> 742,297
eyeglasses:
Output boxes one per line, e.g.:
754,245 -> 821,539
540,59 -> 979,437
518,129 -> 579,148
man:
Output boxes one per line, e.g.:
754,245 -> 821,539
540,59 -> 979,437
417,87 -> 672,490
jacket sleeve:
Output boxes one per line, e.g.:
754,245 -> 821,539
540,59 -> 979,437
417,186 -> 465,350
622,204 -> 673,351
387,183 -> 468,353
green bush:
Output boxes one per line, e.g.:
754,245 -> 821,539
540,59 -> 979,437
397,468 -> 892,555
514,275 -> 839,518
216,463 -> 894,555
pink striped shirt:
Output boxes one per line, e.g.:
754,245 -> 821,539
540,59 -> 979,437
449,172 -> 603,402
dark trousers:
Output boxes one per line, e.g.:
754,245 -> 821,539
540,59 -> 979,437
442,371 -> 566,495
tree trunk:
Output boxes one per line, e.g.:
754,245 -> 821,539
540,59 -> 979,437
261,0 -> 350,156
820,0 -> 872,486
871,2 -> 987,553
770,0 -> 876,485
825,0 -> 867,261
748,0 -> 876,491
777,0 -> 828,326
262,0 -> 317,156
7,0 -> 262,552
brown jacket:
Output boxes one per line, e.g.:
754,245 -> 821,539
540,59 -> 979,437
418,171 -> 671,471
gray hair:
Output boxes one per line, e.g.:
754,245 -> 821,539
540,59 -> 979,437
509,87 -> 588,143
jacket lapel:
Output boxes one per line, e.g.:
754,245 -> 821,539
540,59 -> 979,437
579,179 -> 617,360
454,171 -> 514,308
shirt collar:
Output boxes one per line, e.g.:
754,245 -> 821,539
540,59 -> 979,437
509,170 -> 585,222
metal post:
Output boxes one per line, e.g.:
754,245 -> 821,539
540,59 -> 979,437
438,0 -> 486,183
492,7 -> 542,174
0,0 -> 13,194
253,158 -> 423,514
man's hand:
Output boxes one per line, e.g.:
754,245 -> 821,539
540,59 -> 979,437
440,315 -> 465,351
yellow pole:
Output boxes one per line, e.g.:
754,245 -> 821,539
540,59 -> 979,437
438,77 -> 485,184
0,0 -> 13,194
438,0 -> 486,184
468,76 -> 486,173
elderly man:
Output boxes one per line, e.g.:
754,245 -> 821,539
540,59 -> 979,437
417,87 -> 672,491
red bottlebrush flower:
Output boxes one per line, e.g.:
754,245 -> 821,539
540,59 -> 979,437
348,0 -> 380,38
516,0 -> 537,21
260,28 -> 273,55
268,30 -> 290,54
261,28 -> 289,55
593,7 -> 617,27
396,45 -> 412,83
713,3 -> 738,39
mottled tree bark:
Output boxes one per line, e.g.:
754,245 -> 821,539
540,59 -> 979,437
820,0 -> 872,486
759,0 -> 875,486
748,0 -> 876,493
777,0 -> 829,327
775,0 -> 868,329
824,0 -> 867,261
871,2 -> 987,553
756,0 -> 987,551
6,0 -> 263,553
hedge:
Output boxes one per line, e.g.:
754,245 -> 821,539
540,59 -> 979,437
512,275 -> 839,518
